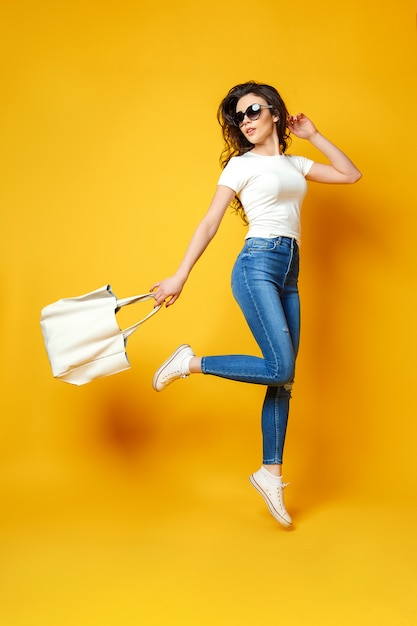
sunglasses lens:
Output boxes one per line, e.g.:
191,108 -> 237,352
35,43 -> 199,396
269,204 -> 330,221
247,103 -> 262,120
234,103 -> 263,126
233,111 -> 244,126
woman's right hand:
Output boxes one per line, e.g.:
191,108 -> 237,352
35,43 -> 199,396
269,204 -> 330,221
150,274 -> 186,308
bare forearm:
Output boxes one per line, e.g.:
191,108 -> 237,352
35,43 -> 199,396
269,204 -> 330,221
289,114 -> 361,184
309,131 -> 361,181
174,219 -> 218,283
151,220 -> 218,307
151,185 -> 235,306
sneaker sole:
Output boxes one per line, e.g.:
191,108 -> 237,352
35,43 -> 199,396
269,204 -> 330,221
152,344 -> 191,392
249,474 -> 292,528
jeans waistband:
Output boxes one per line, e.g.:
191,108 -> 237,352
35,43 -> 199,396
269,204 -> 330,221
246,236 -> 297,249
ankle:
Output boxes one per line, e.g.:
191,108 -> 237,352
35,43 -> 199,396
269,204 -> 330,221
262,464 -> 282,478
188,356 -> 202,374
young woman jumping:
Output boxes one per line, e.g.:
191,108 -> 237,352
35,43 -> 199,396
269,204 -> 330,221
150,81 -> 361,527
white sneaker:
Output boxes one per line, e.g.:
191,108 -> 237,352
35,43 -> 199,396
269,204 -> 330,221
152,344 -> 194,392
249,468 -> 292,528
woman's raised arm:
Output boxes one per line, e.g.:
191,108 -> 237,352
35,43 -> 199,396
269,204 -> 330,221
288,113 -> 362,184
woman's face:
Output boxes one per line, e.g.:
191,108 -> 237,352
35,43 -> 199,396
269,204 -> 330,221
235,93 -> 279,146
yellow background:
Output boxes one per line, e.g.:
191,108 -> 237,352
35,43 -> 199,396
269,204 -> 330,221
1,1 -> 417,624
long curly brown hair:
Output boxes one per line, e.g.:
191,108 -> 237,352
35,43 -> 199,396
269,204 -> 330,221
217,81 -> 292,221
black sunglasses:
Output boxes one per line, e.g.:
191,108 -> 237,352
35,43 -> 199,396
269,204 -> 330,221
233,103 -> 273,127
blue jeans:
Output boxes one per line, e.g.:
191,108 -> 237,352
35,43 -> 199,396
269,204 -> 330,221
201,236 -> 300,465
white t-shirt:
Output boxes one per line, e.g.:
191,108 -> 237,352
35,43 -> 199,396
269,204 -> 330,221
218,152 -> 314,243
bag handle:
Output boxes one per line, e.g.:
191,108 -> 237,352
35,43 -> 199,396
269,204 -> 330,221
116,292 -> 156,308
116,292 -> 162,339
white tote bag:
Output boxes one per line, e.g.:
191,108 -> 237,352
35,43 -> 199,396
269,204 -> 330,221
40,285 -> 161,385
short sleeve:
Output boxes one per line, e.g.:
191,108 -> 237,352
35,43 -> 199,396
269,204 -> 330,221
217,157 -> 246,193
287,155 -> 314,176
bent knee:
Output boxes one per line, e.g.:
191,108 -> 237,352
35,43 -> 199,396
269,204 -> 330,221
264,355 -> 295,387
268,366 -> 295,387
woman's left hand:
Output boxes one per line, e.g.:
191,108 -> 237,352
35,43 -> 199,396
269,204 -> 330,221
287,113 -> 318,140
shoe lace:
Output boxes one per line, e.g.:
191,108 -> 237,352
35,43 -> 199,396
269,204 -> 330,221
162,369 -> 188,382
268,481 -> 290,509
